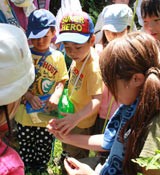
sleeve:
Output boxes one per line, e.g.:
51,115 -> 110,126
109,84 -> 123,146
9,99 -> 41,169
139,114 -> 160,158
0,143 -> 24,175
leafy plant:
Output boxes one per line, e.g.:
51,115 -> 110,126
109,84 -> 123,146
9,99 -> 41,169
132,138 -> 160,175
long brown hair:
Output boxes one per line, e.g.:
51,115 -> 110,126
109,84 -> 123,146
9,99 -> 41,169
100,31 -> 160,174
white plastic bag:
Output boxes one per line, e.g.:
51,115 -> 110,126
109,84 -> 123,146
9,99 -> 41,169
56,0 -> 82,35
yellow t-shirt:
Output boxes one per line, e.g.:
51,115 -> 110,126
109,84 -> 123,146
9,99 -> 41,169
68,47 -> 103,128
15,48 -> 69,127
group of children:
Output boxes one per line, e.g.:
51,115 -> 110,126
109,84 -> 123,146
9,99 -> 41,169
0,0 -> 160,175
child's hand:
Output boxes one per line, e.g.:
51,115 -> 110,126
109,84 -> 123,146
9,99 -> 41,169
45,94 -> 59,112
25,92 -> 42,109
64,157 -> 96,175
49,113 -> 79,135
47,119 -> 70,141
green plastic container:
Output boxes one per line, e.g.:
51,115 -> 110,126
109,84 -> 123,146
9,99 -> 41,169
58,89 -> 74,118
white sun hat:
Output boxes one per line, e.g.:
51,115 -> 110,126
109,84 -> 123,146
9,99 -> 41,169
0,23 -> 35,105
102,4 -> 133,32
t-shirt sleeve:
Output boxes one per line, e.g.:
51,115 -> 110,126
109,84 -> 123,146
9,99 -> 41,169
139,114 -> 160,158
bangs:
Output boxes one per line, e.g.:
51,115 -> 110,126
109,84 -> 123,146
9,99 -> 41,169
141,1 -> 160,18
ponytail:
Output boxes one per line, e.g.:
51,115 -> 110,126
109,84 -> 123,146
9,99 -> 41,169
123,67 -> 160,175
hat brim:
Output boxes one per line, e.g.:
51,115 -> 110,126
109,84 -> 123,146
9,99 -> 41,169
55,33 -> 91,44
27,28 -> 50,39
0,55 -> 35,106
102,24 -> 127,33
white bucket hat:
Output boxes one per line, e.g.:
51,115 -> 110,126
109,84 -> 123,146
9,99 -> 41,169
11,0 -> 36,16
102,4 -> 133,32
11,0 -> 33,7
0,23 -> 35,105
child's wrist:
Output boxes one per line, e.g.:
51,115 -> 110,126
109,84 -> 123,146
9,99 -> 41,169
24,91 -> 34,101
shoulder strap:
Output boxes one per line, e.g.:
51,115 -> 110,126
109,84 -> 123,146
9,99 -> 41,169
69,53 -> 90,97
101,96 -> 114,133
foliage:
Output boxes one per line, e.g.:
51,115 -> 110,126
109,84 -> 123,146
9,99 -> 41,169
25,139 -> 63,175
80,0 -> 108,24
49,0 -> 109,24
49,0 -> 138,26
48,139 -> 63,175
132,138 -> 160,175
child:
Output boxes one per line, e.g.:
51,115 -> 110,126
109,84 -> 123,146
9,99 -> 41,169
48,31 -> 160,175
0,23 -> 35,175
50,11 -> 103,159
141,0 -> 160,42
15,9 -> 68,173
94,4 -> 135,136
94,0 -> 133,45
0,0 -> 51,30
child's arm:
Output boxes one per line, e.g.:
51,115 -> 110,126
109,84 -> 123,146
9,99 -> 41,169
45,80 -> 66,111
49,94 -> 102,135
47,122 -> 105,151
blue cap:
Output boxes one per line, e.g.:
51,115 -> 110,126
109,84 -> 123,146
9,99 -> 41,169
56,11 -> 94,44
26,9 -> 56,39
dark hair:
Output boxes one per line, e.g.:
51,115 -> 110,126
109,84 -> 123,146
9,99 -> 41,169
100,31 -> 160,174
50,26 -> 56,32
101,32 -> 109,48
0,105 -> 11,137
101,26 -> 130,48
0,105 -> 11,157
141,0 -> 160,18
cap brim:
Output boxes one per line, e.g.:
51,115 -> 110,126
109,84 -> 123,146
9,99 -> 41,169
102,23 -> 127,33
55,33 -> 90,44
27,28 -> 50,39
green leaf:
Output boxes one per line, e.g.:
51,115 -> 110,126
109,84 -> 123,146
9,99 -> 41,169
146,153 -> 160,170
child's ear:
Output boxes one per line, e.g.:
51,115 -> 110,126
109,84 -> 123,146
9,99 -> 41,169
89,34 -> 95,45
52,29 -> 56,37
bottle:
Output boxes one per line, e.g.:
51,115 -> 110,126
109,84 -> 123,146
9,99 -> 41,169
58,89 -> 74,118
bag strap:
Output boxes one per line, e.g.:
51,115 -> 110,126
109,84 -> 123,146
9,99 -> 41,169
68,52 -> 90,97
101,95 -> 114,133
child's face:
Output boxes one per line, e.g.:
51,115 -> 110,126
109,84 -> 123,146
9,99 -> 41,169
63,35 -> 95,63
113,0 -> 129,4
104,29 -> 127,42
31,29 -> 55,52
143,15 -> 160,41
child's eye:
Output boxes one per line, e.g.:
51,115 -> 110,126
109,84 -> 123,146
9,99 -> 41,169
76,47 -> 82,50
154,18 -> 160,22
